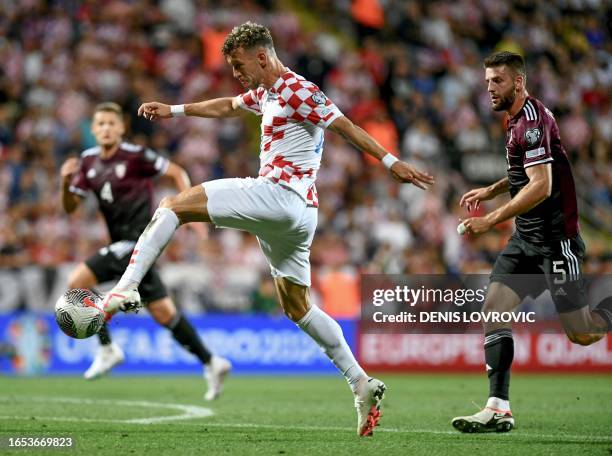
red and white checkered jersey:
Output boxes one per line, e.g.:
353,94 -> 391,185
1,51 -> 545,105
237,69 -> 343,207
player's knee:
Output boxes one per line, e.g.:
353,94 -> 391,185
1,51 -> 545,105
67,272 -> 85,290
481,300 -> 501,314
280,303 -> 299,321
566,332 -> 602,346
66,274 -> 78,290
150,303 -> 176,326
274,278 -> 310,321
157,196 -> 188,226
280,299 -> 309,322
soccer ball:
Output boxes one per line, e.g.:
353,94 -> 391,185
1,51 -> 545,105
55,289 -> 106,339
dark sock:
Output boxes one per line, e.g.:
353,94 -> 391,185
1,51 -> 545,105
484,328 -> 514,401
98,324 -> 112,345
594,297 -> 612,331
167,314 -> 212,365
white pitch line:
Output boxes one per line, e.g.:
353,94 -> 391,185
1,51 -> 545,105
0,396 -> 213,425
166,422 -> 612,443
0,414 -> 610,443
1,396 -> 610,443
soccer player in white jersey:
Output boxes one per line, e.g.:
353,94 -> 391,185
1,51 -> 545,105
101,22 -> 434,437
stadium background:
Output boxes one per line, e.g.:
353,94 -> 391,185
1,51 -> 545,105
0,0 -> 610,377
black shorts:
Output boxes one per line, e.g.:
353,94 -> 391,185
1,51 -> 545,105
490,234 -> 587,313
85,240 -> 167,304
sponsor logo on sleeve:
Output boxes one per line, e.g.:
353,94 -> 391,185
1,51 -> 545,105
145,149 -> 157,161
525,147 -> 546,159
524,128 -> 542,146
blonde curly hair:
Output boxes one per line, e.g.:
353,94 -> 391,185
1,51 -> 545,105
222,21 -> 275,56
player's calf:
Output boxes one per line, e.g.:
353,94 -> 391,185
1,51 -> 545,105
560,303 -> 609,346
594,296 -> 612,331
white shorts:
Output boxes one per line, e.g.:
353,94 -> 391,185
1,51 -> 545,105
203,177 -> 317,286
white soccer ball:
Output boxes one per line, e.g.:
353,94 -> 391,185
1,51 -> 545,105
55,289 -> 106,339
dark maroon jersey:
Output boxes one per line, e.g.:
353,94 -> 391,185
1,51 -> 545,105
69,142 -> 169,242
505,96 -> 579,247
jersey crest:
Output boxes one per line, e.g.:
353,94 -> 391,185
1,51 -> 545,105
115,163 -> 127,179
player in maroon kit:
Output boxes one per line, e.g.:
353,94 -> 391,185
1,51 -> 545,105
60,102 -> 230,399
452,52 -> 611,433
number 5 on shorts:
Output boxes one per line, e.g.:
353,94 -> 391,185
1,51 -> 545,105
553,260 -> 566,284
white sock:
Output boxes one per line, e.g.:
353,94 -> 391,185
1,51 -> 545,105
297,305 -> 367,391
486,397 -> 510,411
117,207 -> 179,289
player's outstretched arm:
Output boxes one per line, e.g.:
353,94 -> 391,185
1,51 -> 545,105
60,157 -> 82,214
461,164 -> 551,235
328,116 -> 434,189
138,97 -> 242,121
459,177 -> 509,211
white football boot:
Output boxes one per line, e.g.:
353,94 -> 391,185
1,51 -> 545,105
100,288 -> 142,320
203,356 -> 232,401
354,377 -> 386,436
84,342 -> 125,380
452,406 -> 514,433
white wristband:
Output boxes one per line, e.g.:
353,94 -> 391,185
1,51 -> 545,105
170,104 -> 185,117
381,153 -> 399,169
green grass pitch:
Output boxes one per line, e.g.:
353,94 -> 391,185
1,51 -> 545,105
0,374 -> 610,455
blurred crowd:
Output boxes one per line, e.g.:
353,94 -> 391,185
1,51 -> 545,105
0,0 -> 610,316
